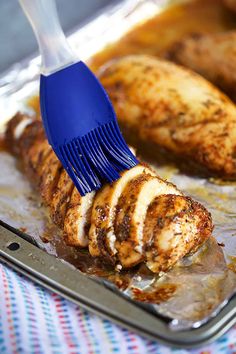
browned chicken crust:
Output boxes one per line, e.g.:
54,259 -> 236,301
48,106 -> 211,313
114,173 -> 180,268
51,170 -> 74,227
144,195 -> 211,273
5,112 -> 213,273
98,55 -> 236,179
166,31 -> 236,102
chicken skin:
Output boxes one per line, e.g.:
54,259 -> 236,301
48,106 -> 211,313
5,112 -> 212,273
166,31 -> 236,102
98,55 -> 236,179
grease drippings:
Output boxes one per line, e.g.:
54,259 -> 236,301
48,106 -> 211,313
132,284 -> 177,304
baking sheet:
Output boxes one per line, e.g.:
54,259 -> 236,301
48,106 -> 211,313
1,0 -> 236,331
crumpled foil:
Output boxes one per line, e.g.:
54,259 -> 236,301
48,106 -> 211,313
0,0 -> 236,332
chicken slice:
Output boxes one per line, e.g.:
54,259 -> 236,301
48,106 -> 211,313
22,139 -> 52,183
89,164 -> 155,260
13,116 -> 33,140
38,151 -> 62,205
99,55 -> 236,179
5,113 -> 40,156
5,113 -> 51,182
50,169 -> 74,227
144,195 -> 213,273
64,188 -> 95,247
5,113 -> 31,146
165,31 -> 236,102
114,174 -> 181,268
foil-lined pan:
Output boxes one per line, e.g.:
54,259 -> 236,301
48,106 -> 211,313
0,0 -> 236,333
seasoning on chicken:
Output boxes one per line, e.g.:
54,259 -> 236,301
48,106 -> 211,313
50,169 -> 74,227
144,195 -> 212,273
89,164 -> 156,260
114,174 -> 181,268
165,31 -> 236,102
5,112 -> 213,273
99,55 -> 236,179
39,152 -> 62,205
64,188 -> 95,247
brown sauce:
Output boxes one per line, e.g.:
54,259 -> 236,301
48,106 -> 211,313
132,284 -> 177,303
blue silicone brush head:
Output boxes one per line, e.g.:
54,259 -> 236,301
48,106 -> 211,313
40,61 -> 138,196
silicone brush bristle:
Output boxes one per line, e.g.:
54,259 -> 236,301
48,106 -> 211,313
40,61 -> 138,196
57,121 -> 138,196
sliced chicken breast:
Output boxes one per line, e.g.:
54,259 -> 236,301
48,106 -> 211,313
5,112 -> 213,272
50,169 -> 74,227
5,113 -> 32,155
144,195 -> 213,273
38,152 -> 62,205
64,188 -> 95,247
24,140 -> 51,181
14,116 -> 33,140
89,164 -> 155,260
114,174 -> 181,268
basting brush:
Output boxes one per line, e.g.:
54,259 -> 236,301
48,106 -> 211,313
19,0 -> 138,196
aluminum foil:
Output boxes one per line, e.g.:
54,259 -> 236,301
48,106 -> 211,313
0,0 -> 236,332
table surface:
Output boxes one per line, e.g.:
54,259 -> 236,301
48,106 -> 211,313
0,0 -> 120,74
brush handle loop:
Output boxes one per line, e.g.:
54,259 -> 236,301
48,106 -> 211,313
19,0 -> 77,75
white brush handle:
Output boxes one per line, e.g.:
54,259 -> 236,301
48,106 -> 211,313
19,0 -> 77,75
